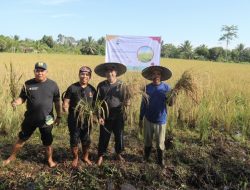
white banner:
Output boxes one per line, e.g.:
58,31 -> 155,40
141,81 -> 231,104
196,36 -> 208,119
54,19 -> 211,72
105,35 -> 161,70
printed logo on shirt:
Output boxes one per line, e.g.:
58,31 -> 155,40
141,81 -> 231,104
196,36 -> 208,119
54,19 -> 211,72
88,92 -> 93,98
29,87 -> 39,90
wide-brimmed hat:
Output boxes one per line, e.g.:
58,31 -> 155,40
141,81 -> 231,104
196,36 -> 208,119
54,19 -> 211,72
142,65 -> 172,81
94,62 -> 127,77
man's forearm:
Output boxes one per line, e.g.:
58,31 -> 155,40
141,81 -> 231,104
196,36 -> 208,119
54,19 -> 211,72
62,99 -> 70,113
54,101 -> 62,117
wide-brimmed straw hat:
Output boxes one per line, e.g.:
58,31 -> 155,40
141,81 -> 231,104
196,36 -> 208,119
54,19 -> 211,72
94,62 -> 127,77
142,65 -> 172,81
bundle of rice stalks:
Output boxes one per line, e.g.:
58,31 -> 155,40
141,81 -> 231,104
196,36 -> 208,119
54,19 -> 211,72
5,62 -> 23,110
74,96 -> 109,134
124,82 -> 149,105
121,82 -> 149,122
167,70 -> 201,105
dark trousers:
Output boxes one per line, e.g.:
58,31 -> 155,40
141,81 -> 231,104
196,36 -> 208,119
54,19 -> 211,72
98,116 -> 124,156
68,116 -> 91,148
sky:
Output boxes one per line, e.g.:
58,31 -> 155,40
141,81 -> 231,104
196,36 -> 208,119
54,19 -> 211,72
0,0 -> 249,49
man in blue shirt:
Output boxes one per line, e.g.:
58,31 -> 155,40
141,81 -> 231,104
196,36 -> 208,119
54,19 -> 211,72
139,65 -> 176,167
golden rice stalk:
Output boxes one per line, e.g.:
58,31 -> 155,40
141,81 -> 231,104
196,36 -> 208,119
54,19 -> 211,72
121,82 -> 149,121
74,97 -> 109,131
125,83 -> 149,105
5,62 -> 23,101
74,99 -> 92,129
167,70 -> 201,104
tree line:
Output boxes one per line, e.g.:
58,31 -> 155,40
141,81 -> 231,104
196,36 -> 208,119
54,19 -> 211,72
0,33 -> 249,63
0,34 -> 105,56
161,41 -> 250,63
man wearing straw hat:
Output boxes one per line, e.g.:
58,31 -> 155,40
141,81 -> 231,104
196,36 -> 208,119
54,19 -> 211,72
3,62 -> 61,168
94,62 -> 129,166
139,65 -> 176,167
62,66 -> 96,168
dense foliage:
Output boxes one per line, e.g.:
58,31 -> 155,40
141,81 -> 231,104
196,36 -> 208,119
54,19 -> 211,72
0,34 -> 250,63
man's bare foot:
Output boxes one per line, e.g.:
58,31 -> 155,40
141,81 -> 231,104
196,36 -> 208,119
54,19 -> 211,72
116,154 -> 125,162
83,158 -> 92,166
71,158 -> 78,168
2,156 -> 16,166
48,160 -> 57,168
97,156 -> 103,166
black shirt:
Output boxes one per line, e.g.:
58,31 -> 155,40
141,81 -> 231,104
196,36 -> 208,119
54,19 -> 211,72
19,78 -> 60,121
97,80 -> 126,119
64,82 -> 96,116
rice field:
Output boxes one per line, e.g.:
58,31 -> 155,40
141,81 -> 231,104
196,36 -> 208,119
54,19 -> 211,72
0,53 -> 249,189
0,53 -> 249,142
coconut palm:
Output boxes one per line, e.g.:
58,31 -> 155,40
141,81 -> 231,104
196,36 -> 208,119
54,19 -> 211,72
80,36 -> 97,55
179,40 -> 193,59
97,36 -> 105,46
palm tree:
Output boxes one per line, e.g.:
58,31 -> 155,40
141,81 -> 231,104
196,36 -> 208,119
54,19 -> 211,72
97,36 -> 105,46
179,40 -> 193,59
80,36 -> 97,55
219,25 -> 238,62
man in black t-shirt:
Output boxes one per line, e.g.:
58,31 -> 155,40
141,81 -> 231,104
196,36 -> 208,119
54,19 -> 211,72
63,66 -> 96,168
3,62 -> 61,167
94,62 -> 130,166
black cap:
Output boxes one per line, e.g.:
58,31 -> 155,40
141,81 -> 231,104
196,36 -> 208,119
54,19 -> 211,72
35,62 -> 47,70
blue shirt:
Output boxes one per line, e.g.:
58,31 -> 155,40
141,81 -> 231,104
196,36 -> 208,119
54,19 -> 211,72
139,82 -> 171,124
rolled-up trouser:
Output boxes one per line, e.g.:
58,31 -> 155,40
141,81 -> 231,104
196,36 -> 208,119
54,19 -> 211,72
98,115 -> 124,156
143,117 -> 166,151
68,116 -> 91,148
